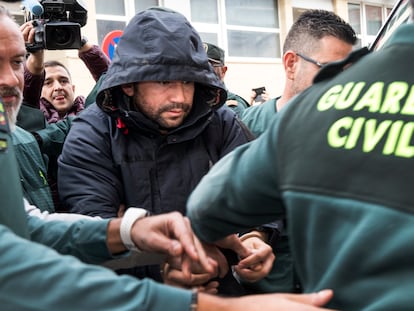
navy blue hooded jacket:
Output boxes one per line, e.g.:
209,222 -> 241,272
58,8 -> 252,218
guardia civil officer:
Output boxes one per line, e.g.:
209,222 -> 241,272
187,1 -> 414,310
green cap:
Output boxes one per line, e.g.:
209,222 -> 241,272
203,42 -> 225,65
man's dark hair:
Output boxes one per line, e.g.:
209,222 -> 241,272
44,60 -> 72,80
283,9 -> 357,54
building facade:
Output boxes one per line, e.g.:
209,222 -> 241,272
4,0 -> 395,102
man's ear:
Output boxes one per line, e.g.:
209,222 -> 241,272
284,51 -> 298,80
121,84 -> 134,96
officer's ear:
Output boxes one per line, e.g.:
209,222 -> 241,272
121,84 -> 134,96
284,51 -> 297,80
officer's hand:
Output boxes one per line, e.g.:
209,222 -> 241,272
130,212 -> 218,278
235,233 -> 275,282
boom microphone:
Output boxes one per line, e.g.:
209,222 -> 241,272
23,0 -> 44,16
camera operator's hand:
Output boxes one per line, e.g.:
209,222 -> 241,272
249,90 -> 271,106
78,35 -> 92,53
20,21 -> 36,45
20,21 -> 44,75
249,90 -> 257,106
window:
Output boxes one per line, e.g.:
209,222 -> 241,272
371,0 -> 411,51
191,0 -> 280,60
348,2 -> 394,48
94,0 -> 280,60
95,0 -> 158,45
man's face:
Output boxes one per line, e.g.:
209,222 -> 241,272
292,35 -> 353,96
0,16 -> 26,130
41,65 -> 76,114
122,81 -> 194,130
210,62 -> 227,82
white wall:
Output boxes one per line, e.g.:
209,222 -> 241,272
2,0 -> 398,104
225,62 -> 284,103
292,0 -> 333,10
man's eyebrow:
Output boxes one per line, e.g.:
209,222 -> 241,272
13,52 -> 26,59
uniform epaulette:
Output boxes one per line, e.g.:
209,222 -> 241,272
0,99 -> 10,134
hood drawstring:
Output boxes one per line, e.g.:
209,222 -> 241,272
117,117 -> 129,135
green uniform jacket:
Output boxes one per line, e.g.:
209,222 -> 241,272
240,97 -> 299,294
188,24 -> 414,310
0,105 -> 193,310
241,97 -> 279,137
226,90 -> 250,117
12,126 -> 54,212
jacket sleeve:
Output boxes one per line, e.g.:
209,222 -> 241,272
58,106 -> 122,218
35,116 -> 74,157
27,214 -> 113,264
25,198 -> 101,222
78,44 -> 110,81
187,114 -> 285,242
23,63 -> 44,109
0,224 -> 192,311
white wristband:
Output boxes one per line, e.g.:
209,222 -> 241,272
120,207 -> 148,252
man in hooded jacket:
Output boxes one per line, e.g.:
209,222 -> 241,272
58,7 -> 265,291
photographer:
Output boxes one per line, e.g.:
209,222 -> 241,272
17,18 -> 109,212
20,20 -> 109,125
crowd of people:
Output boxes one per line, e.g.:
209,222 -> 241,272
1,0 -> 414,310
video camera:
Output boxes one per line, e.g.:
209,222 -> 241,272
22,0 -> 88,52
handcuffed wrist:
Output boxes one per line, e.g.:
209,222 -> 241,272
239,231 -> 266,242
120,207 -> 148,252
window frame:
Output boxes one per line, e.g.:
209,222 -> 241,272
94,0 -> 280,62
94,0 -> 160,45
191,0 -> 281,63
348,1 -> 394,48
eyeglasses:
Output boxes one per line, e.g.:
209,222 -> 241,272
296,52 -> 325,68
208,61 -> 223,68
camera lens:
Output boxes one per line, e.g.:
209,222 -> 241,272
44,22 -> 81,49
50,27 -> 75,47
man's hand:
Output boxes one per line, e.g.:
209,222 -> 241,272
20,21 -> 44,75
130,212 -> 218,279
161,240 -> 230,292
198,289 -> 337,311
162,261 -> 220,295
20,21 -> 36,46
234,232 -> 275,282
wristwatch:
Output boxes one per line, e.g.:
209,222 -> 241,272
120,207 -> 149,252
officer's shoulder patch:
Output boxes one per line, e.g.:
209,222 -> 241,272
0,101 -> 10,134
0,138 -> 8,152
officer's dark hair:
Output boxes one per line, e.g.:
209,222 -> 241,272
283,9 -> 357,55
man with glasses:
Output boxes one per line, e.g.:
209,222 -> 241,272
203,42 -> 250,118
187,0 -> 414,308
238,9 -> 357,295
0,4 -> 337,310
241,9 -> 356,138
